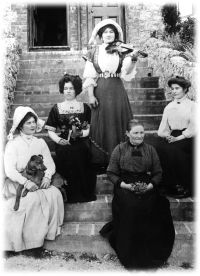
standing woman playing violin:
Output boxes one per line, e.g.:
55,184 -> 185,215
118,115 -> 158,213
83,19 -> 138,170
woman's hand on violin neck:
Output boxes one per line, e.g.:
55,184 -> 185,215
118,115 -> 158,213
89,95 -> 98,108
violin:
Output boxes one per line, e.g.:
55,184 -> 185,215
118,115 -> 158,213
105,40 -> 148,58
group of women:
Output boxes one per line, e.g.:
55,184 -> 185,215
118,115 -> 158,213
3,19 -> 195,269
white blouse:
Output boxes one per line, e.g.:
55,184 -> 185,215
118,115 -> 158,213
158,96 -> 196,138
4,134 -> 56,185
83,44 -> 137,88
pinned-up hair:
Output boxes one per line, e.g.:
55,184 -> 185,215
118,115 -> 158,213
168,76 -> 191,93
127,119 -> 144,132
59,73 -> 82,96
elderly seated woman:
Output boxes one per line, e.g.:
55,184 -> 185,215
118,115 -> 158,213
100,120 -> 175,269
3,106 -> 64,256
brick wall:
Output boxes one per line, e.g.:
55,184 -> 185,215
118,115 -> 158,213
7,3 -> 164,52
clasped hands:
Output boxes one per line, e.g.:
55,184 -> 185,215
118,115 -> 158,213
24,177 -> 51,192
121,181 -> 153,194
166,135 -> 179,143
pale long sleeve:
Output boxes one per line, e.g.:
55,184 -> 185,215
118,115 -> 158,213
158,98 -> 196,138
121,56 -> 137,81
82,60 -> 98,89
182,103 -> 196,138
4,141 -> 27,185
48,130 -> 61,144
157,108 -> 171,138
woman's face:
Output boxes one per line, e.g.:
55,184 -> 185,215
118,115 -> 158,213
21,117 -> 37,135
63,81 -> 76,101
170,83 -> 186,100
102,27 -> 115,44
126,125 -> 145,146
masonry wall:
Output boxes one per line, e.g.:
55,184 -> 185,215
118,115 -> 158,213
6,3 -> 164,52
125,3 -> 164,46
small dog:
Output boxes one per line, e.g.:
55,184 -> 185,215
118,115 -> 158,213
14,155 -> 67,211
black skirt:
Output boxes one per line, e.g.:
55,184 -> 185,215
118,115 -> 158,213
100,187 -> 175,269
55,138 -> 96,203
155,130 -> 194,195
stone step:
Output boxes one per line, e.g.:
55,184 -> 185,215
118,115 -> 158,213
63,195 -> 194,222
20,51 -> 149,65
13,87 -> 165,100
10,100 -> 168,118
19,54 -> 148,69
16,77 -> 159,89
17,66 -> 153,79
7,114 -> 162,133
44,221 -> 194,266
29,131 -> 159,152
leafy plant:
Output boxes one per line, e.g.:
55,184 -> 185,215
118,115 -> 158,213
161,4 -> 181,35
179,16 -> 196,46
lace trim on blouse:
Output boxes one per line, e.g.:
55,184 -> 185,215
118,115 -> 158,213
57,101 -> 84,114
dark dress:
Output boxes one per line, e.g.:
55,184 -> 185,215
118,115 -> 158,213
100,141 -> 175,269
85,46 -> 133,166
45,102 -> 96,203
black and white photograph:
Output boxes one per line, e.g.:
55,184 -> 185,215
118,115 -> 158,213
0,0 -> 198,273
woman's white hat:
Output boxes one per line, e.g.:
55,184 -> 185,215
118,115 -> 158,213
7,106 -> 45,140
88,19 -> 123,45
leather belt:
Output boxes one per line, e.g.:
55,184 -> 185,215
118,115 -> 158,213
99,71 -> 120,78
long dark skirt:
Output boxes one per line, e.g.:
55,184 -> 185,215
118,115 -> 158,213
100,188 -> 175,269
155,134 -> 194,195
90,77 -> 132,166
55,138 -> 96,203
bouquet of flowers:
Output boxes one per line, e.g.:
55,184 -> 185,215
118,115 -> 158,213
130,181 -> 148,192
68,116 -> 88,130
67,115 -> 88,142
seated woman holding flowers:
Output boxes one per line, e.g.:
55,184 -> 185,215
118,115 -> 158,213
100,120 -> 175,269
45,74 -> 96,203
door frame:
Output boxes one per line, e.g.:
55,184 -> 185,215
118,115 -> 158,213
87,4 -> 126,44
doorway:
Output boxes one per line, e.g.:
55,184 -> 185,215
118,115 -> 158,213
87,4 -> 126,43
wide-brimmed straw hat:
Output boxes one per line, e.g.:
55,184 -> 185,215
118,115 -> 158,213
88,19 -> 123,45
7,106 -> 45,140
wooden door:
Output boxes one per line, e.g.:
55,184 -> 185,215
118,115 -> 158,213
88,3 -> 125,44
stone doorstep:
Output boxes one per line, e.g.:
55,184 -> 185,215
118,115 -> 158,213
17,67 -> 153,78
7,114 -> 163,133
57,221 -> 195,237
63,195 -> 194,222
16,77 -> 159,87
13,87 -> 165,96
44,222 -> 195,265
9,100 -> 169,117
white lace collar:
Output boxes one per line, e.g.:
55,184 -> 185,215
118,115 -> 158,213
57,100 -> 84,114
